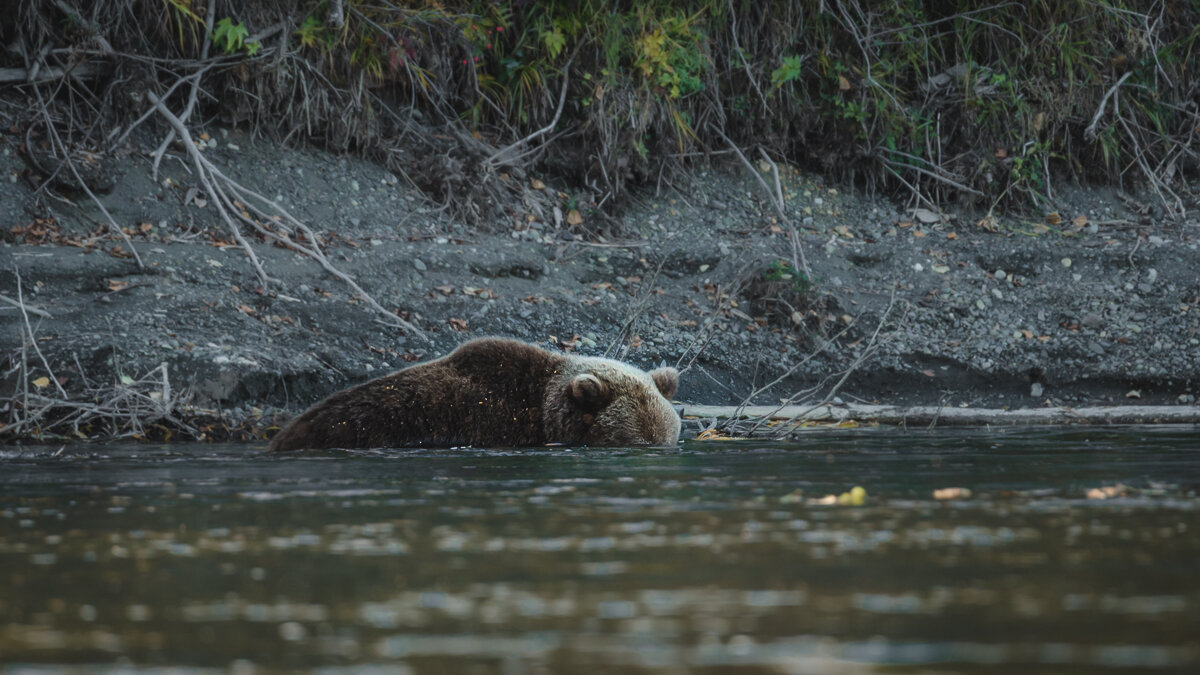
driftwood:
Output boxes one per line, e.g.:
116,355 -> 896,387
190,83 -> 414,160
0,64 -> 100,84
681,403 -> 1200,428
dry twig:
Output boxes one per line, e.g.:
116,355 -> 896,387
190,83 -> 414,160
146,92 -> 429,340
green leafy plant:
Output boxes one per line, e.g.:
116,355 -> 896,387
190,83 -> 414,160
764,260 -> 813,294
213,17 -> 260,55
295,15 -> 338,50
770,55 -> 804,89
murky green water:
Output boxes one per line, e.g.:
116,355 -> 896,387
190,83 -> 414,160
2,426 -> 1199,673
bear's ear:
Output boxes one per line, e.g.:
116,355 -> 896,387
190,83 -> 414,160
649,367 -> 679,400
568,373 -> 611,411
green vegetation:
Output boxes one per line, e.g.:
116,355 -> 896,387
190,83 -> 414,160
764,260 -> 813,295
5,0 -> 1197,219
213,18 -> 260,55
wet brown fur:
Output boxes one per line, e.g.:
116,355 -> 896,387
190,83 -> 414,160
268,338 -> 680,451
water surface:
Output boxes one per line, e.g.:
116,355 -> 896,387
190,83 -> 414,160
2,426 -> 1199,673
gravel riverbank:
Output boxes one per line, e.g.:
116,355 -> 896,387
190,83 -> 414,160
2,125 -> 1198,441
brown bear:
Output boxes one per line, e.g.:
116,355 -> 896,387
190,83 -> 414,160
268,337 -> 680,451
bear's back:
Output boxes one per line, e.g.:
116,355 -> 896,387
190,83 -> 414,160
269,338 -> 563,450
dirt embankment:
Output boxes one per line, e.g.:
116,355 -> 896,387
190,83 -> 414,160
2,124 -> 1199,441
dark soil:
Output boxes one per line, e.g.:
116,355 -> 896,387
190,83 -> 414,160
3,123 -> 1199,441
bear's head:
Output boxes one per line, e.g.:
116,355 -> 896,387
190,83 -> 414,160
544,356 -> 681,447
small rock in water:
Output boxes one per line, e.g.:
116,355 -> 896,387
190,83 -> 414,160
1030,382 -> 1044,398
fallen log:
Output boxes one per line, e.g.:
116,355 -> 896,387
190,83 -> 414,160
680,403 -> 1200,427
0,64 -> 100,84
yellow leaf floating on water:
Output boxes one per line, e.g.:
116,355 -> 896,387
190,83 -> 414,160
837,486 -> 867,506
32,376 -> 50,388
933,487 -> 972,500
1086,485 -> 1126,500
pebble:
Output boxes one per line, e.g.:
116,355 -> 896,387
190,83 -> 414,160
413,259 -> 427,272
1031,382 -> 1043,397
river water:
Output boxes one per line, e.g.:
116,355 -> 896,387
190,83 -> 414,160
2,426 -> 1199,673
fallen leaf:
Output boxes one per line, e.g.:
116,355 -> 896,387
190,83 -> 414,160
1045,211 -> 1062,225
1072,214 -> 1088,228
779,490 -> 804,504
566,209 -> 583,226
976,216 -> 999,232
435,284 -> 455,295
933,487 -> 972,500
531,178 -> 546,190
1086,485 -> 1126,500
1021,329 -> 1033,339
838,75 -> 851,91
1125,389 -> 1142,399
922,369 -> 936,377
448,317 -> 468,332
931,264 -> 950,274
32,376 -> 50,388
946,232 -> 958,240
106,279 -> 131,291
995,148 -> 1008,158
239,304 -> 256,315
912,229 -> 926,238
837,486 -> 867,506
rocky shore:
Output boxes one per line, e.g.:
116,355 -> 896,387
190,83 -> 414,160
2,125 -> 1198,441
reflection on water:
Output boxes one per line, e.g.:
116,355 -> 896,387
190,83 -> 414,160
2,426 -> 1199,673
